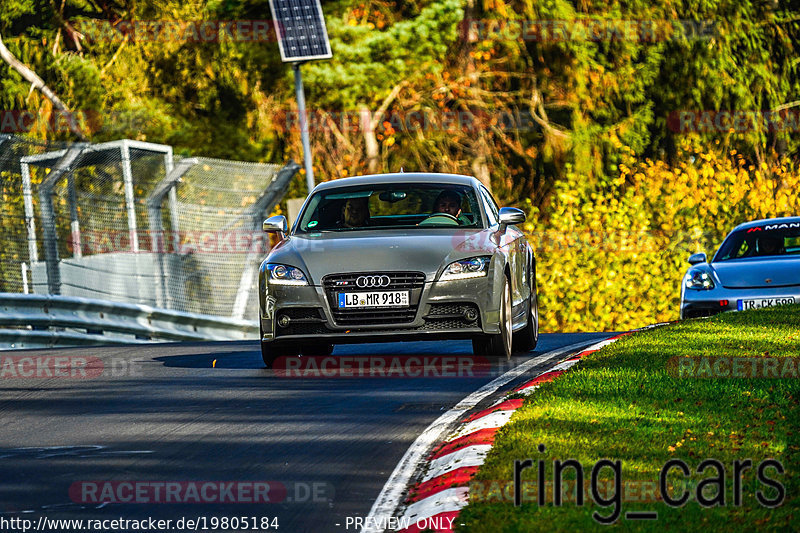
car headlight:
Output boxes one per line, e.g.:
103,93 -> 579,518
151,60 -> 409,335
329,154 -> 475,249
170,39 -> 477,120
684,270 -> 715,290
266,264 -> 308,285
440,256 -> 490,281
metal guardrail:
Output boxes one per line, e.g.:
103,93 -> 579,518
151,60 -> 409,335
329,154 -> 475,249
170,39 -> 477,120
0,293 -> 258,350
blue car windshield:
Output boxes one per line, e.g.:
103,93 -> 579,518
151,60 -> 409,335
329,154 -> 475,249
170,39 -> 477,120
294,184 -> 484,233
714,224 -> 800,261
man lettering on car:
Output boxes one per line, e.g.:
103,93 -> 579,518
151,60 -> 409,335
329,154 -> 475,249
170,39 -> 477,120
341,197 -> 370,228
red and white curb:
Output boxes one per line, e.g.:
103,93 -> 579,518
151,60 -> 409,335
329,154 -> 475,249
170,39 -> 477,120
378,334 -> 631,533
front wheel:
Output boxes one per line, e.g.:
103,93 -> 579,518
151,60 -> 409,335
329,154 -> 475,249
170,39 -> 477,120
472,276 -> 513,360
302,343 -> 334,356
261,341 -> 301,368
261,340 -> 277,368
513,293 -> 538,352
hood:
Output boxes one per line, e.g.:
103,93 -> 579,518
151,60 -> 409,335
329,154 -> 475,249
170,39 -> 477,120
266,228 -> 500,284
711,257 -> 800,288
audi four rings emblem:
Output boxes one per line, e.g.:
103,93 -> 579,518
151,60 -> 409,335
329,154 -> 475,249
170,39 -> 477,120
356,275 -> 391,288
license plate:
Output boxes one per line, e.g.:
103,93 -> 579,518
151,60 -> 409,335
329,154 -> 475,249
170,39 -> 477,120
737,297 -> 795,311
338,291 -> 410,309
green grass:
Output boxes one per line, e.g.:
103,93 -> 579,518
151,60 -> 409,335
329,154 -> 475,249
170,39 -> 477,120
456,305 -> 800,532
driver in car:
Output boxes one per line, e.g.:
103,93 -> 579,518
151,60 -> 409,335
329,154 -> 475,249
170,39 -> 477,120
432,190 -> 462,218
757,234 -> 784,256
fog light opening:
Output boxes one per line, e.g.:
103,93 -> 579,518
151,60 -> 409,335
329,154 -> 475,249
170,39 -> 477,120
464,308 -> 479,322
277,315 -> 291,328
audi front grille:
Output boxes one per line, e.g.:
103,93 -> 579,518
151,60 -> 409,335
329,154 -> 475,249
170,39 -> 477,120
322,271 -> 426,326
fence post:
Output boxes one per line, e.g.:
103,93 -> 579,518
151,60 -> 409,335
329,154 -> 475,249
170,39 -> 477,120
146,158 -> 198,308
67,171 -> 82,258
231,160 -> 300,319
21,263 -> 29,294
37,144 -> 88,295
120,140 -> 139,253
163,148 -> 181,235
20,161 -> 39,264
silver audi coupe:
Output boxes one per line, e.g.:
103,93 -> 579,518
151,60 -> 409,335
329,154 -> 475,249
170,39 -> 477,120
257,173 -> 538,367
680,216 -> 800,319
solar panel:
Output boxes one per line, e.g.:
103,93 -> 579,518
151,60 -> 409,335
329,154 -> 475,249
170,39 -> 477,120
268,0 -> 333,62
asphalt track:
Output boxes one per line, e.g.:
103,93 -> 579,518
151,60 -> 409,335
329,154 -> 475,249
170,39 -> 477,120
0,333 -> 608,532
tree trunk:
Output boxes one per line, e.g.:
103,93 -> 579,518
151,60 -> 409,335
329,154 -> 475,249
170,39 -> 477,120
360,105 -> 380,174
471,133 -> 492,191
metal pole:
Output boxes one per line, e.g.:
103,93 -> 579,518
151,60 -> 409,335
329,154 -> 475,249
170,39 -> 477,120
146,158 -> 197,310
67,172 -> 81,258
230,161 -> 300,320
37,144 -> 88,295
163,148 -> 181,235
293,62 -> 315,193
20,162 -> 38,263
21,263 -> 29,294
120,141 -> 139,253
39,184 -> 60,295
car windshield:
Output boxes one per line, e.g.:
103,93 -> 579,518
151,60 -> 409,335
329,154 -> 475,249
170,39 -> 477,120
294,184 -> 484,233
714,224 -> 800,261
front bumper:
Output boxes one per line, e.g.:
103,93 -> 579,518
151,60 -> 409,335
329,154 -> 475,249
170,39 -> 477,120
680,284 -> 800,319
259,275 -> 501,344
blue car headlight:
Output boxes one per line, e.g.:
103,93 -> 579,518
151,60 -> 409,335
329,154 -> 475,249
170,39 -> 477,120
684,270 -> 715,290
266,264 -> 308,286
440,256 -> 490,281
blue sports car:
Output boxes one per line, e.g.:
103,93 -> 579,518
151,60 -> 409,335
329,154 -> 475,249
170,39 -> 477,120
680,216 -> 800,319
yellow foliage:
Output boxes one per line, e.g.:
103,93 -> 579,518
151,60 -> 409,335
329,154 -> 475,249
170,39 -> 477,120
526,151 -> 800,332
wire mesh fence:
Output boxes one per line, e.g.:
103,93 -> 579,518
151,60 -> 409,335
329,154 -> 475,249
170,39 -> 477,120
0,134 -> 299,320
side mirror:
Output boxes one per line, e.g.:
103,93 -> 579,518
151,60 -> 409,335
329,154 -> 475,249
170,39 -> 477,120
263,215 -> 288,238
498,207 -> 526,229
688,252 -> 707,265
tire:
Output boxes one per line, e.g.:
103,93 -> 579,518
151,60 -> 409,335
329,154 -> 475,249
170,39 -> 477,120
261,341 -> 301,368
261,340 -> 278,368
302,343 -> 334,356
513,262 -> 539,352
260,325 -> 301,368
513,291 -> 539,352
472,276 -> 513,360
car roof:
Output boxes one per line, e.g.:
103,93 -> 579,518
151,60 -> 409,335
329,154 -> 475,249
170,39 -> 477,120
311,173 -> 481,192
731,216 -> 800,232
